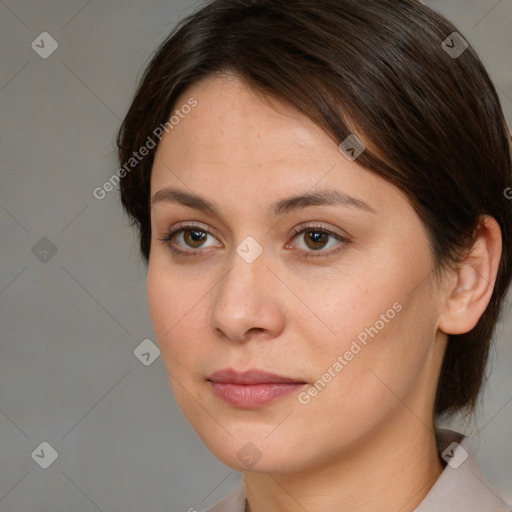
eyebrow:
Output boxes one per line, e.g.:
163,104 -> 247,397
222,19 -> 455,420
151,187 -> 376,216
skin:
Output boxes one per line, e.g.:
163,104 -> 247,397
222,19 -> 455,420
146,74 -> 502,512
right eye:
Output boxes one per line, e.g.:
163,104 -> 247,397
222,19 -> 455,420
158,222 -> 222,255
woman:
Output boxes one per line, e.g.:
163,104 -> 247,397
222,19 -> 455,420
116,0 -> 512,510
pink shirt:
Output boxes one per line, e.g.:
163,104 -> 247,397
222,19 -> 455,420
201,429 -> 510,512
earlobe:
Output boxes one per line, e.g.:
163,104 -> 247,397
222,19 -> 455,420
438,215 -> 502,335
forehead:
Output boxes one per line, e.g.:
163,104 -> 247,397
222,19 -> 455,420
157,75 -> 332,167
150,74 -> 409,218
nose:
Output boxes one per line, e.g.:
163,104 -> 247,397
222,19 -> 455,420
209,246 -> 286,343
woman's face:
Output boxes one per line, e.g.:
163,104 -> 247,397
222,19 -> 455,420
147,74 -> 447,473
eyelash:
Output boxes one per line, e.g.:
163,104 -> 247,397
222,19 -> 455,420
157,222 -> 350,259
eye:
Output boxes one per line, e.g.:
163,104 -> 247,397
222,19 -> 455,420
158,222 -> 221,255
287,223 -> 350,257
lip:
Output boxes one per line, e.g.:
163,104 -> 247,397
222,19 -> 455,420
207,368 -> 307,408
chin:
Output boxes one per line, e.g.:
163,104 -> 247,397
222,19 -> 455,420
192,423 -> 308,473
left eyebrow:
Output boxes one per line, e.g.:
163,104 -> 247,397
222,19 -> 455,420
270,189 -> 376,216
150,187 -> 376,216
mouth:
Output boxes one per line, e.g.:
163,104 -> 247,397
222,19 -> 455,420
207,368 -> 308,408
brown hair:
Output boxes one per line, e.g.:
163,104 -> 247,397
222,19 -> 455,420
116,0 -> 512,418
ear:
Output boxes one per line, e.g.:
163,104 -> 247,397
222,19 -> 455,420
438,215 -> 502,335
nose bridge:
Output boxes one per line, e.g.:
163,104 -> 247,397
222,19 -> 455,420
224,233 -> 270,295
209,242 -> 283,341
217,244 -> 271,315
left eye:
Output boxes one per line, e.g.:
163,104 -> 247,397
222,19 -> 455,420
294,230 -> 338,251
291,228 -> 344,252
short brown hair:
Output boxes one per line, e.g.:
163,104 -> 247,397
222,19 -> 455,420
116,0 -> 512,418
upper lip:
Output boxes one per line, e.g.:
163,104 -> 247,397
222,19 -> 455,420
207,368 -> 306,384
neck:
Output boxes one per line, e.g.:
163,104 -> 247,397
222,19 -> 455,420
243,415 -> 443,512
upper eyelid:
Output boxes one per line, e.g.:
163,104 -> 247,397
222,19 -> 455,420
164,221 -> 219,238
290,222 -> 348,237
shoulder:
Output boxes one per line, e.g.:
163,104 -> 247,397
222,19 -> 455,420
199,482 -> 246,512
415,428 -> 511,512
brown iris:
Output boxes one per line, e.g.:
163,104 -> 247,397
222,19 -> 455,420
304,231 -> 329,250
183,229 -> 207,248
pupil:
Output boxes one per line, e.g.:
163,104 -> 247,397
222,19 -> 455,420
307,231 -> 327,250
190,230 -> 204,241
186,230 -> 206,247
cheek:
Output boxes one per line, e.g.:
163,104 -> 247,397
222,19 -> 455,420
147,265 -> 210,418
146,262 -> 203,363
297,268 -> 395,357
306,277 -> 437,414
299,254 -> 435,391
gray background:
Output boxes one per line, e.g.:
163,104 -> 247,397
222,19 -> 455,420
0,1 -> 511,510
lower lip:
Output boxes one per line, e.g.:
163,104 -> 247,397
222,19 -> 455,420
209,382 -> 305,408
